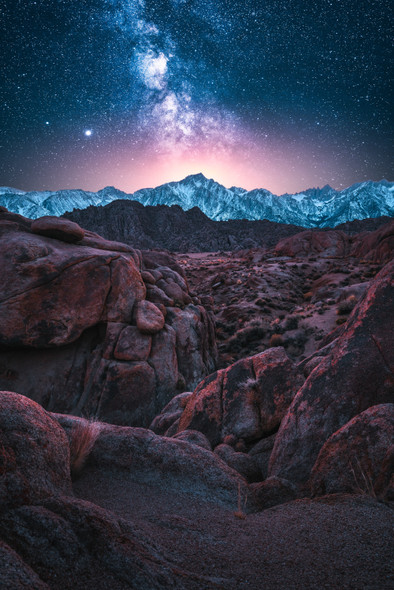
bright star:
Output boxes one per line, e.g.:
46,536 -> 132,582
84,129 -> 93,137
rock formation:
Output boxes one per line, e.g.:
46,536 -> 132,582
0,210 -> 217,426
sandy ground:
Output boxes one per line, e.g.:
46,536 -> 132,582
74,471 -> 394,590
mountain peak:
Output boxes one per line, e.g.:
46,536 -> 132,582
183,173 -> 209,183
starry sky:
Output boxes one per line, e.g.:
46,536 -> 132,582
1,0 -> 392,194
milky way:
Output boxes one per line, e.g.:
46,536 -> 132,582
1,0 -> 392,193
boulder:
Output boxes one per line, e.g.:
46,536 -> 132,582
250,476 -> 298,510
0,541 -> 49,590
0,216 -> 217,427
31,216 -> 84,243
113,326 -> 151,361
166,304 -> 218,390
136,300 -> 165,334
53,416 -> 253,510
177,347 -> 304,447
350,219 -> 394,263
149,391 -> 192,435
248,433 -> 277,479
0,498 -> 183,590
310,404 -> 394,499
172,430 -> 212,451
269,259 -> 394,485
214,444 -> 262,482
275,230 -> 350,258
0,230 -> 144,348
0,391 -> 71,509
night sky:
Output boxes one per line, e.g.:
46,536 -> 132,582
1,0 -> 392,194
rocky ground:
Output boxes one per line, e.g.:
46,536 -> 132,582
0,208 -> 393,589
181,251 -> 384,368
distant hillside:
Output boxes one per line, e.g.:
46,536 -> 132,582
64,199 -> 392,252
63,200 -> 304,251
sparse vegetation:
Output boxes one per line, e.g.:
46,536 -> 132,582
234,482 -> 247,519
69,418 -> 102,477
337,295 -> 357,315
336,316 -> 347,325
269,333 -> 284,347
349,456 -> 376,499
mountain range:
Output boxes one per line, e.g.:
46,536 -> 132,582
0,174 -> 393,228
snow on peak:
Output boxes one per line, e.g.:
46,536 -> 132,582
0,176 -> 392,227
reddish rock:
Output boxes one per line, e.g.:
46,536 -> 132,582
0,216 -> 217,427
136,300 -> 165,334
0,497 -> 183,590
0,231 -> 143,348
310,404 -> 394,499
166,304 -> 218,390
146,284 -> 174,306
149,391 -> 192,435
269,259 -> 394,485
97,361 -> 157,427
275,230 -> 351,258
214,444 -> 262,482
178,348 -> 304,447
248,433 -> 277,479
141,270 -> 156,284
0,391 -> 71,509
157,278 -> 190,305
72,420 -> 253,509
31,216 -> 84,243
114,326 -> 152,361
149,326 -> 179,406
172,429 -> 212,451
250,476 -> 298,510
351,219 -> 394,263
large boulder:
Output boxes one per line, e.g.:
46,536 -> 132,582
54,414 -> 252,510
31,216 -> 85,243
350,219 -> 394,263
275,230 -> 351,258
177,347 -> 304,447
0,497 -> 184,590
269,259 -> 394,485
0,392 -> 244,589
0,211 -> 217,426
310,404 -> 394,499
0,391 -> 71,509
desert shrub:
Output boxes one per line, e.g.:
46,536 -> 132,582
69,418 -> 102,477
303,291 -> 313,301
337,295 -> 357,315
336,316 -> 347,325
283,314 -> 300,330
269,333 -> 284,347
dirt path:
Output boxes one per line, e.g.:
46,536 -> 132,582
74,471 -> 394,590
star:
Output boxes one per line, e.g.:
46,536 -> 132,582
84,130 -> 93,137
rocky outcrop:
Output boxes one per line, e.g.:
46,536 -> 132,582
31,216 -> 85,243
350,219 -> 394,263
275,230 -> 351,258
275,220 -> 394,263
54,413 -> 251,508
310,404 -> 394,499
64,199 -> 304,252
269,259 -> 394,486
0,391 -> 258,589
0,210 -> 217,427
176,347 -> 304,448
0,391 -> 71,509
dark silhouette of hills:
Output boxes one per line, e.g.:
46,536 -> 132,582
63,199 -> 392,252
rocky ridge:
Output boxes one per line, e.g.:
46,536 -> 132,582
1,174 -> 393,227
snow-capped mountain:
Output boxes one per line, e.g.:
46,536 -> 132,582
1,174 -> 393,228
